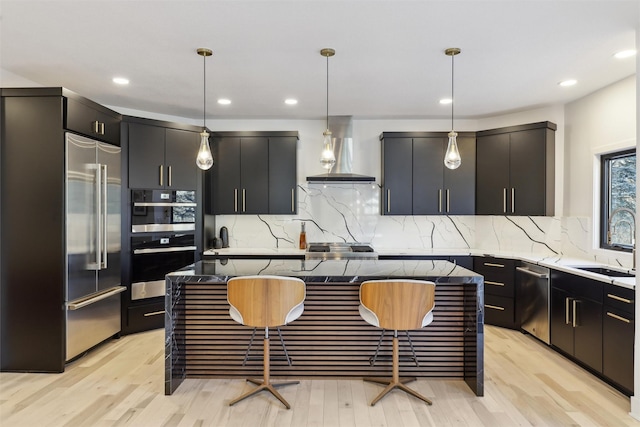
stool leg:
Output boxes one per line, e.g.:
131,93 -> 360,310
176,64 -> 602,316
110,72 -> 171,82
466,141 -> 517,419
230,327 -> 299,409
242,327 -> 257,366
369,329 -> 386,366
365,331 -> 432,406
276,327 -> 293,366
405,331 -> 419,367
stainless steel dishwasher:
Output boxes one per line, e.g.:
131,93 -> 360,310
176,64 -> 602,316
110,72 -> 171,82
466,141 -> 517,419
516,262 -> 551,344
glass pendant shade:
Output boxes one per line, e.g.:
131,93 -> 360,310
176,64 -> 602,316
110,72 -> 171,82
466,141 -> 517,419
196,130 -> 214,170
444,131 -> 461,170
320,130 -> 336,171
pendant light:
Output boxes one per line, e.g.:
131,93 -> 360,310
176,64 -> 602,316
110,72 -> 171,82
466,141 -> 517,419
196,47 -> 214,170
319,48 -> 336,171
444,47 -> 461,170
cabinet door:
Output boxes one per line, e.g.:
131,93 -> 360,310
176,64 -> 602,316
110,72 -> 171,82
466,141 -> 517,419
509,128 -> 547,215
444,136 -> 476,215
268,137 -> 297,214
412,137 -> 444,215
382,137 -> 412,215
66,98 -> 119,145
211,137 -> 241,214
573,298 -> 603,373
550,286 -> 574,356
603,308 -> 634,393
128,123 -> 166,189
476,133 -> 510,214
165,128 -> 199,190
240,137 -> 269,214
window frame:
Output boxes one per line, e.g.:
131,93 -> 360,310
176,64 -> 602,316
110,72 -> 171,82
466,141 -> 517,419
600,148 -> 636,252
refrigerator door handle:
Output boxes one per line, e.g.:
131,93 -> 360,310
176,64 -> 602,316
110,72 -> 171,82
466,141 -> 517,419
67,286 -> 126,310
100,164 -> 108,269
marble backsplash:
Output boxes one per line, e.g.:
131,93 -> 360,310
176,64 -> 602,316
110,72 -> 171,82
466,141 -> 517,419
213,183 -> 632,268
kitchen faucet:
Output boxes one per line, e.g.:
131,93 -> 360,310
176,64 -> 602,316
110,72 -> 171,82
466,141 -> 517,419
607,207 -> 636,270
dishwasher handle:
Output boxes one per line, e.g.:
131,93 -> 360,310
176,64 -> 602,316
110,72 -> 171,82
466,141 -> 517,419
516,266 -> 549,279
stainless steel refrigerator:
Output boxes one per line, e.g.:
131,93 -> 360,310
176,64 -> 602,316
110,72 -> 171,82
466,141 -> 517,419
65,132 -> 125,361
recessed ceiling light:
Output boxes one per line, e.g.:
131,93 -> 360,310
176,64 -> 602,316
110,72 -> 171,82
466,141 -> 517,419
614,49 -> 637,59
559,79 -> 577,87
112,77 -> 129,85
439,98 -> 452,105
285,98 -> 298,105
217,98 -> 231,105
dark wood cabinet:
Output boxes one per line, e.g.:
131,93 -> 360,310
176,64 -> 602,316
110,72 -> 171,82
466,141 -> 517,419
473,256 -> 518,329
381,132 -> 476,215
269,137 -> 298,214
550,270 -> 603,373
476,122 -> 555,216
66,97 -> 121,145
208,132 -> 298,215
603,284 -> 634,395
126,120 -> 200,190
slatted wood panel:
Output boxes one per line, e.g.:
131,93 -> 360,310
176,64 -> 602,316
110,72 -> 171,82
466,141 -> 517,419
169,280 -> 478,384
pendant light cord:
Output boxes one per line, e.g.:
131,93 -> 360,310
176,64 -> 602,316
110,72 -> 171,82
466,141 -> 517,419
326,54 -> 329,130
203,53 -> 206,129
451,53 -> 454,131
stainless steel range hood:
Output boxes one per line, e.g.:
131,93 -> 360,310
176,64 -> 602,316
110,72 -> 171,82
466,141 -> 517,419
306,116 -> 375,183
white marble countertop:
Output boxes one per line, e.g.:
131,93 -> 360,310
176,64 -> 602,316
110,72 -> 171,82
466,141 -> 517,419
203,247 -> 636,289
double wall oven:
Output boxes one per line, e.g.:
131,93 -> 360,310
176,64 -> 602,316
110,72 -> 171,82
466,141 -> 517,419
126,189 -> 196,333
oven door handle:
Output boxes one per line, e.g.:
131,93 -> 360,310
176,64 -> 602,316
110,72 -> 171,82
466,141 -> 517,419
133,246 -> 197,255
132,202 -> 197,207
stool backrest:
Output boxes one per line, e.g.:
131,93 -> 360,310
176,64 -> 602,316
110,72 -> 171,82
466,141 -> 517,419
360,280 -> 435,331
227,275 -> 306,328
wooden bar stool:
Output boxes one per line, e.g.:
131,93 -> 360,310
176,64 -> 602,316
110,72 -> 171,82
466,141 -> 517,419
359,279 -> 436,406
227,275 -> 306,409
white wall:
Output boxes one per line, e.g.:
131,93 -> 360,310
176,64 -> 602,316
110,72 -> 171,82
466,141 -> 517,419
564,75 -> 636,217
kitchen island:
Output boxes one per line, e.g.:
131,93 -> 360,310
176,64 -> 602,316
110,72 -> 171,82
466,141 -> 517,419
165,259 -> 484,397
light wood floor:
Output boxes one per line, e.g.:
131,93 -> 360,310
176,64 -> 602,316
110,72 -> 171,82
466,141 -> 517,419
1,326 -> 638,427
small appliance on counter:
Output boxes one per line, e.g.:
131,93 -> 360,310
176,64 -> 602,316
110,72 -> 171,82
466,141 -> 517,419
305,242 -> 377,260
220,226 -> 229,248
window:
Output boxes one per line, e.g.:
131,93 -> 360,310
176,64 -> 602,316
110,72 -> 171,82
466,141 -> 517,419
601,149 -> 636,251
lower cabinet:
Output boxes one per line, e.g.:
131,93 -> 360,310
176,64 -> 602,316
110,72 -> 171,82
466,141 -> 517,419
550,270 -> 603,374
473,256 -> 518,329
603,284 -> 634,395
125,299 -> 165,334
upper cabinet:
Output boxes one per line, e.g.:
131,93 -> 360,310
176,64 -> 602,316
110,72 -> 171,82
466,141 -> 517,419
380,132 -> 476,215
126,119 -> 201,190
206,132 -> 298,215
476,122 -> 556,216
66,96 -> 121,145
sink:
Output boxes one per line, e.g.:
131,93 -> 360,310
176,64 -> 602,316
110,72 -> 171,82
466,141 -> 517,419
571,266 -> 635,278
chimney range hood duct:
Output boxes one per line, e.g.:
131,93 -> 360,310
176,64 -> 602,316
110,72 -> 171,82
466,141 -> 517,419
307,116 -> 375,183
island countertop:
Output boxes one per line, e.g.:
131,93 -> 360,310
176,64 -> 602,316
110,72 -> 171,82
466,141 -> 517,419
165,259 -> 484,398
168,258 -> 483,283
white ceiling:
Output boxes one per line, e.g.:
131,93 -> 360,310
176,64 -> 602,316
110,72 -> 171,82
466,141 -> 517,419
1,1 -> 638,121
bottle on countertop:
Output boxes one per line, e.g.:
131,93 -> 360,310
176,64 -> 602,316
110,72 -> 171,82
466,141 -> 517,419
299,222 -> 307,250
220,226 -> 229,248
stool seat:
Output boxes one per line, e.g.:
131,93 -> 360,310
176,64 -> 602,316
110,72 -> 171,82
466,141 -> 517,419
227,275 -> 306,409
359,279 -> 436,406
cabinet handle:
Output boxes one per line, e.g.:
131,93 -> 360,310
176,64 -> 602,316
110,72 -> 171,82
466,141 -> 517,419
503,188 -> 507,213
485,280 -> 505,287
438,189 -> 442,213
242,189 -> 246,212
387,189 -> 391,213
511,188 -> 515,213
484,262 -> 504,268
607,312 -> 631,324
607,293 -> 633,304
572,299 -> 578,328
234,189 -> 238,212
93,120 -> 100,134
565,297 -> 572,325
159,165 -> 163,186
446,189 -> 450,213
99,122 -> 105,135
291,188 -> 295,213
144,310 -> 165,317
486,304 -> 505,311
168,166 -> 172,187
